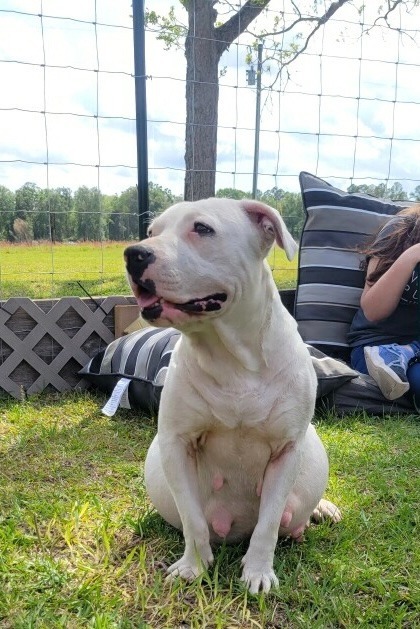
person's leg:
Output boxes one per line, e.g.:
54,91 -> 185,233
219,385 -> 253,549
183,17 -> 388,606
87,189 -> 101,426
407,359 -> 420,410
363,343 -> 415,400
350,345 -> 368,374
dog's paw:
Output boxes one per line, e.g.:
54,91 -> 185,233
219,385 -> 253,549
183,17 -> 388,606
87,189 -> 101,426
240,564 -> 279,594
166,558 -> 203,582
240,555 -> 279,594
312,498 -> 342,523
166,546 -> 214,582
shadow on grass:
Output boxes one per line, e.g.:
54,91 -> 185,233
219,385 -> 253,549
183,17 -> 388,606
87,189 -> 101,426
0,392 -> 156,516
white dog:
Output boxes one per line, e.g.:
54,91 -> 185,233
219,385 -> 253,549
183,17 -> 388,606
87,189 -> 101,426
124,198 -> 340,594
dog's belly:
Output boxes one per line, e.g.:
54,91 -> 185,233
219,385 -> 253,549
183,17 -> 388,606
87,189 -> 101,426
194,428 -> 273,543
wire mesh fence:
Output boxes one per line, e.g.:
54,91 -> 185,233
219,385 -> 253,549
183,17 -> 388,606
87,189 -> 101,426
1,0 -> 420,299
0,0 -> 137,300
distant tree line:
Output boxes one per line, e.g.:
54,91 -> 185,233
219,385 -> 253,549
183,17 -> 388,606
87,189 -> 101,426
0,182 -> 179,243
217,181 -> 420,240
1,180 -> 419,243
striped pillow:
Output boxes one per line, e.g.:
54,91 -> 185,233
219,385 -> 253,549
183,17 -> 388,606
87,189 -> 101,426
80,327 -> 180,415
296,172 -> 411,360
80,325 -> 357,416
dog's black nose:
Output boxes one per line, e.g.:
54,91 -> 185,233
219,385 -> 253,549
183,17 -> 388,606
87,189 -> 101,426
124,244 -> 156,276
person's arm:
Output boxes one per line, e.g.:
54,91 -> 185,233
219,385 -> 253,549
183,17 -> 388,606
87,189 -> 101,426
360,243 -> 420,322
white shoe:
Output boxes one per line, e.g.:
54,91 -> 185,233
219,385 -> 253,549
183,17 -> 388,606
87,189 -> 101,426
364,345 -> 410,401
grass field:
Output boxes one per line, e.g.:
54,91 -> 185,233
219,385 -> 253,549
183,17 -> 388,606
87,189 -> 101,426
0,241 -> 297,300
1,392 -> 419,628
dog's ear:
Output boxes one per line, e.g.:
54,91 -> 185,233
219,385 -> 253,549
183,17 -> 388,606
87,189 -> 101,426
240,200 -> 298,261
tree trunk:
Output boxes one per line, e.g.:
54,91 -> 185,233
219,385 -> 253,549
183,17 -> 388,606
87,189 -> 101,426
184,1 -> 220,201
183,1 -> 271,201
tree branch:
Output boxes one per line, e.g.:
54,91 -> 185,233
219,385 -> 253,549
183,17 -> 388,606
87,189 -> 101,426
369,0 -> 413,34
215,0 -> 271,56
374,0 -> 405,26
262,0 -> 352,89
362,1 -> 417,44
286,0 -> 352,62
261,0 -> 352,38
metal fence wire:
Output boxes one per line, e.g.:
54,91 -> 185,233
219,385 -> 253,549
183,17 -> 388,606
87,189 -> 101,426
1,1 -> 420,299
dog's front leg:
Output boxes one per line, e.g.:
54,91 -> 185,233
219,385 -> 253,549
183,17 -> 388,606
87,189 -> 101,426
159,433 -> 214,581
241,441 -> 301,594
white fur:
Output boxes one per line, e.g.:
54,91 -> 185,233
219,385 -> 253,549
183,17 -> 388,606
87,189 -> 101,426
127,198 -> 340,594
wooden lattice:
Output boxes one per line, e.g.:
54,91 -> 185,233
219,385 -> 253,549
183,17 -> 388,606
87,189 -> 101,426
0,296 -> 136,399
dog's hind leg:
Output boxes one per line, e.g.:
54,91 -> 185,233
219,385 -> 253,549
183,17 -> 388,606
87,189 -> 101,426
312,498 -> 342,523
278,425 -> 341,538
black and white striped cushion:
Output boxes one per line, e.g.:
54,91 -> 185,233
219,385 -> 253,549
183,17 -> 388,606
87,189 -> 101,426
80,327 -> 180,414
296,172 -> 412,360
80,324 -> 357,415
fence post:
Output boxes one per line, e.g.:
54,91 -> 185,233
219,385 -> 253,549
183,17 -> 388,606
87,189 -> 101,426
132,0 -> 149,240
252,41 -> 263,200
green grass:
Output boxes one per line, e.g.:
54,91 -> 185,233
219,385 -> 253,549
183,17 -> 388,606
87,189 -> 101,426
1,392 -> 419,627
0,242 -> 297,299
268,247 -> 297,289
0,242 -> 130,300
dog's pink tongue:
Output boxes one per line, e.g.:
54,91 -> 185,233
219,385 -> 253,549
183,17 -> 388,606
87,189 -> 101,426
211,506 -> 233,539
137,293 -> 160,309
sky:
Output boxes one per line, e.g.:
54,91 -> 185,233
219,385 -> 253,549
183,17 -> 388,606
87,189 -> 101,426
1,0 -> 420,197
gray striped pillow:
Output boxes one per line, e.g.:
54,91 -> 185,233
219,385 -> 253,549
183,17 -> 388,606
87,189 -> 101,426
80,324 -> 357,416
80,327 -> 180,414
296,172 -> 411,360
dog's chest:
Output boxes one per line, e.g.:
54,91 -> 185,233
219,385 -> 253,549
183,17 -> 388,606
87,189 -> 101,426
207,390 -> 271,428
225,394 -> 267,427
203,380 -> 276,428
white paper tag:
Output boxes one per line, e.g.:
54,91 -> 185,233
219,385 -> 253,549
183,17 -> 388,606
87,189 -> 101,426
101,378 -> 131,417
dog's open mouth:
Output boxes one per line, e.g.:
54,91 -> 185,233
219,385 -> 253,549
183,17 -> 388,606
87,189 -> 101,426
132,279 -> 228,321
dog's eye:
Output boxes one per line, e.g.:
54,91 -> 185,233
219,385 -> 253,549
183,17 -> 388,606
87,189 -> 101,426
193,222 -> 215,236
147,228 -> 152,238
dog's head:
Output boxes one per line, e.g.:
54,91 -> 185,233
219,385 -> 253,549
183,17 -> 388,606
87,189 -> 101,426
124,198 -> 297,329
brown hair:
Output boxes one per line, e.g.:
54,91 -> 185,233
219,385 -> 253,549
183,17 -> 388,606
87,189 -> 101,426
361,205 -> 420,285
